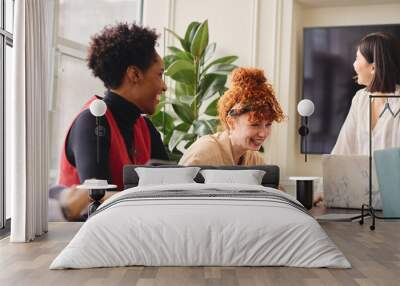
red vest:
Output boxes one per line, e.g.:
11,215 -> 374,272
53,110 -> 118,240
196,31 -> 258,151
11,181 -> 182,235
58,96 -> 151,191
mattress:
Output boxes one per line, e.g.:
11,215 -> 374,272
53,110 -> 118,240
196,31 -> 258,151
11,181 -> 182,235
50,183 -> 350,269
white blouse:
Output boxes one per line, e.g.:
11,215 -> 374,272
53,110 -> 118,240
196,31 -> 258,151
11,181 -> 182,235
331,86 -> 400,155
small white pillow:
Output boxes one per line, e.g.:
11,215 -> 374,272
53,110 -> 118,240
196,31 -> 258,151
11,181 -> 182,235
135,167 -> 200,186
200,169 -> 266,185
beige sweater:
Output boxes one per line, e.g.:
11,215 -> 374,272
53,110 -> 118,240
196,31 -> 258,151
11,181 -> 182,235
179,131 -> 266,166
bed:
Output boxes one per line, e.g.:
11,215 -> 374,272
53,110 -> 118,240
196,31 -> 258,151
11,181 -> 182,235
50,165 -> 350,269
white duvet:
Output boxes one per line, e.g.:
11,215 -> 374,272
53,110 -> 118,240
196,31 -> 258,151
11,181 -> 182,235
50,183 -> 351,269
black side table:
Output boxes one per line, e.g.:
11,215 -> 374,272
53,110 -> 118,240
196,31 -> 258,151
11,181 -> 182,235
289,177 -> 319,210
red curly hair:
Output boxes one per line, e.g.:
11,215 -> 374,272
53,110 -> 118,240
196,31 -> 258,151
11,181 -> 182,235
218,67 -> 285,129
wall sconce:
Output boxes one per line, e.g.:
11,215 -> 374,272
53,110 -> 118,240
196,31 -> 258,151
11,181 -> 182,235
77,99 -> 116,216
297,99 -> 314,162
89,99 -> 107,164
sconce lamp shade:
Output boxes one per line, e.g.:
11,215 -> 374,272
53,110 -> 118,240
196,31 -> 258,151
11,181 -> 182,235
297,99 -> 315,117
89,99 -> 107,117
297,99 -> 314,163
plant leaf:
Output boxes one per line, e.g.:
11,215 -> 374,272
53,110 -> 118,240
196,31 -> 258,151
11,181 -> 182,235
172,103 -> 194,124
190,20 -> 209,58
198,73 -> 227,101
163,55 -> 176,70
165,28 -> 189,51
165,60 -> 195,85
168,148 -> 183,162
219,86 -> 228,95
184,21 -> 201,45
168,130 -> 185,152
184,138 -> 197,149
206,63 -> 236,75
150,111 -> 175,135
168,46 -> 185,54
168,47 -> 194,61
175,82 -> 194,97
203,42 -> 216,64
193,119 -> 215,136
152,94 -> 167,115
183,133 -> 197,140
163,127 -> 176,146
208,119 -> 219,131
175,122 -> 191,132
165,28 -> 183,42
204,98 -> 219,116
202,55 -> 238,74
178,95 -> 196,106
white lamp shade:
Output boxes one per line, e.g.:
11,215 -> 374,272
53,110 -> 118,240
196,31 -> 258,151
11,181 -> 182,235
89,99 -> 107,117
297,99 -> 314,117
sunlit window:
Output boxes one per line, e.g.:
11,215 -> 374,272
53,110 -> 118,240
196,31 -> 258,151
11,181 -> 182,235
1,0 -> 14,229
5,0 -> 14,33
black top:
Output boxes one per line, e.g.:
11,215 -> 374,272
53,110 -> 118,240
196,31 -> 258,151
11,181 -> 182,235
66,90 -> 168,183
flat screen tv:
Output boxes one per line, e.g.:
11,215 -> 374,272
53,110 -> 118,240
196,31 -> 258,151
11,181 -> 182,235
302,24 -> 400,154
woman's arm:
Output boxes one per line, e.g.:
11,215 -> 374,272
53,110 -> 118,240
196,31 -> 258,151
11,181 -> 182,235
68,110 -> 112,181
59,187 -> 118,221
61,110 -> 112,221
59,186 -> 90,221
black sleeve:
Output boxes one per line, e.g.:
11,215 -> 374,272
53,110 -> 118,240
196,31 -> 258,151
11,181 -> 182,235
66,110 -> 111,183
144,117 -> 169,161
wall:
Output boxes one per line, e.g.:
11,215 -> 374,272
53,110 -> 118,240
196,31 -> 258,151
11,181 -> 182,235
143,0 -> 400,189
144,0 -> 268,67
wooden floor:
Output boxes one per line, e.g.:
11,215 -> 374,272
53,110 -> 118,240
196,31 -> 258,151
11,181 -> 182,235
1,218 -> 399,286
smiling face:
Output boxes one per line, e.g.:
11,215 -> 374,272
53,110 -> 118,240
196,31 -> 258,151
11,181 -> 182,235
130,53 -> 167,115
353,48 -> 375,87
228,113 -> 272,152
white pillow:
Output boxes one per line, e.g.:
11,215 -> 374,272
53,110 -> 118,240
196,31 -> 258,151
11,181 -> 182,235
135,167 -> 200,186
200,169 -> 266,185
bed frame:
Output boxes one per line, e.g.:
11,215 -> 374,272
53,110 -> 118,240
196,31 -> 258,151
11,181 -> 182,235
123,165 -> 280,189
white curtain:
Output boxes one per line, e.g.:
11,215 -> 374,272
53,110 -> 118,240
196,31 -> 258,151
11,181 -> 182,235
10,0 -> 52,242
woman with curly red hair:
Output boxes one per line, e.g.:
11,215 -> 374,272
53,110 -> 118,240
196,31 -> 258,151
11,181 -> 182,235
179,67 -> 284,166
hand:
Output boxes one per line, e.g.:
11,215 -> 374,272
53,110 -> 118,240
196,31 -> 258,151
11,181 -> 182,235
59,185 -> 90,221
313,192 -> 324,206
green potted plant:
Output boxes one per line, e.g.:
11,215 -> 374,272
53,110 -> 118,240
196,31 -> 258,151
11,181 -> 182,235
150,20 -> 238,161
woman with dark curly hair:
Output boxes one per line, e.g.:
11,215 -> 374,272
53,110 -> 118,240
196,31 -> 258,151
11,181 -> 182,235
179,67 -> 284,166
57,23 -> 168,221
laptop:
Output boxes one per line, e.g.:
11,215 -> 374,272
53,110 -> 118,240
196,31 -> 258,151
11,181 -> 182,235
322,154 -> 382,209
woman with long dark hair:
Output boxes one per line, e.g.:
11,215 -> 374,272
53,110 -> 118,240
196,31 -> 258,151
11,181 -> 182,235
332,32 -> 400,154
